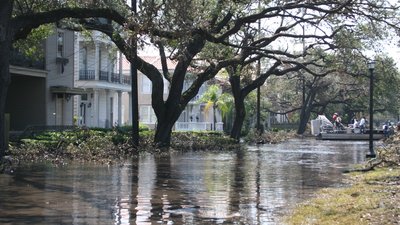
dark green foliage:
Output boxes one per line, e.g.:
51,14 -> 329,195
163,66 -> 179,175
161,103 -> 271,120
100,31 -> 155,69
171,131 -> 239,151
243,128 -> 297,144
7,128 -> 240,163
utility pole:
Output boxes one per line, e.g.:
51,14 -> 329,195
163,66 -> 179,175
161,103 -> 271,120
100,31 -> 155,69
256,61 -> 261,133
256,0 -> 262,133
301,10 -> 306,123
367,60 -> 376,158
302,19 -> 306,106
131,0 -> 139,148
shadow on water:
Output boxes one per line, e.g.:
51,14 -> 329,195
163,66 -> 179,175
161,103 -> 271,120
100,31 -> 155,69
0,138 -> 371,224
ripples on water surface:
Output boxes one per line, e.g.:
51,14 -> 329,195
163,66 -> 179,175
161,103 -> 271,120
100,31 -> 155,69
0,138 -> 372,224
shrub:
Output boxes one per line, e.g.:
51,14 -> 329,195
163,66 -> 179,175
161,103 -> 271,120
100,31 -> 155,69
9,128 -> 241,162
171,131 -> 239,151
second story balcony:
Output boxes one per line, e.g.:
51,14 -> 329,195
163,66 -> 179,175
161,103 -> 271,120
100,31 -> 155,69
78,69 -> 131,90
79,69 -> 95,80
99,71 -> 109,81
122,75 -> 131,85
111,73 -> 120,83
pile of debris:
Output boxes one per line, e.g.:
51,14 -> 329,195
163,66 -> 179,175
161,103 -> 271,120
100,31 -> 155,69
377,133 -> 400,167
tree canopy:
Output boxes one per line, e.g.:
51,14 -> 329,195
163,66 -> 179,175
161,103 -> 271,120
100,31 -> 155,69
78,0 -> 400,144
3,0 -> 400,152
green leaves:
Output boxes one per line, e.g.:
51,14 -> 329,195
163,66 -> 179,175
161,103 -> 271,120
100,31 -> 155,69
197,84 -> 233,117
13,24 -> 53,60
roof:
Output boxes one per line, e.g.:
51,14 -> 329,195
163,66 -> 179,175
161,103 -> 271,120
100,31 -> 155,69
50,86 -> 86,95
140,55 -> 178,70
121,55 -> 178,72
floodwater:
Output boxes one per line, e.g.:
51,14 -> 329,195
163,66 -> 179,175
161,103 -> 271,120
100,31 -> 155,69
0,138 -> 374,224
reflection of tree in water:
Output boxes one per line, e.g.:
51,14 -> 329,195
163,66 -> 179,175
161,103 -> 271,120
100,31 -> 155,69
228,149 -> 264,224
1,140 -> 370,224
149,154 -> 195,223
151,155 -> 170,222
128,157 -> 139,223
228,150 -> 245,213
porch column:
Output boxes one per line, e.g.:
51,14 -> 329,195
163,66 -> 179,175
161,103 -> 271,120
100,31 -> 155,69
119,51 -> 123,83
128,92 -> 132,125
105,89 -> 110,128
74,33 -> 80,82
118,91 -> 122,126
94,42 -> 99,80
93,89 -> 100,127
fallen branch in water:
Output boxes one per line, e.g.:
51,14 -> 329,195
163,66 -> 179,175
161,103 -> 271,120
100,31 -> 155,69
343,158 -> 383,173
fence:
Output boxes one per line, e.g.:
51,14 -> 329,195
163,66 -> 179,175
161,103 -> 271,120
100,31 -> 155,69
175,122 -> 224,131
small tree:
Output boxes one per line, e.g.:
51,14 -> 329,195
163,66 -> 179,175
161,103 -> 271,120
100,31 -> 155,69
198,84 -> 233,131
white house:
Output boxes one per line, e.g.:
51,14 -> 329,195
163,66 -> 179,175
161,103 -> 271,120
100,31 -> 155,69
74,31 -> 131,128
7,27 -> 222,132
43,29 -> 131,129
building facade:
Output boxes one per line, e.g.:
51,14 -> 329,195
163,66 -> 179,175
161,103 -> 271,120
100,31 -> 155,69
46,29 -> 78,127
7,28 -> 222,132
137,56 -> 223,131
175,78 -> 223,131
7,36 -> 48,131
74,31 -> 131,128
7,28 -> 132,132
46,29 -> 132,129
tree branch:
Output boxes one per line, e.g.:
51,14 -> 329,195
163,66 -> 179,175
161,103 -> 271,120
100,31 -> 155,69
12,7 -> 126,40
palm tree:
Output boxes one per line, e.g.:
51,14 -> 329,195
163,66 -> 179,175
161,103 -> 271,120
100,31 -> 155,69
198,84 -> 233,130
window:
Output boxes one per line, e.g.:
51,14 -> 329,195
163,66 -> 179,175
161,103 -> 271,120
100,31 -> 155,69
110,61 -> 115,73
141,76 -> 170,94
57,32 -> 64,57
81,94 -> 88,101
142,76 -> 152,94
80,47 -> 87,70
139,106 -> 156,123
139,106 -> 149,123
98,48 -> 102,73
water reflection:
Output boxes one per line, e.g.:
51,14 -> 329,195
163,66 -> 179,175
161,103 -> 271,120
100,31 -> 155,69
0,138 -> 371,224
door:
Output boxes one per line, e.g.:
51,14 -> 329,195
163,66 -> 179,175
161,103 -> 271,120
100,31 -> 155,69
80,103 -> 87,126
55,94 -> 64,125
110,97 -> 114,127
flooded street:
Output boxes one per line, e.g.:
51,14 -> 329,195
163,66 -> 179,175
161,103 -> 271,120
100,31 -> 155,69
0,138 -> 373,224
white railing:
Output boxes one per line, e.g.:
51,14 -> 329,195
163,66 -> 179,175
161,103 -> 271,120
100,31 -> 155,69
175,122 -> 224,131
215,122 -> 223,131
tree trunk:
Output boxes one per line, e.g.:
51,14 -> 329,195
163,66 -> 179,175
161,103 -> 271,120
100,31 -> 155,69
230,97 -> 246,141
229,71 -> 246,141
154,119 -> 175,148
297,108 -> 310,135
0,0 -> 13,161
0,51 -> 11,161
297,89 -> 317,134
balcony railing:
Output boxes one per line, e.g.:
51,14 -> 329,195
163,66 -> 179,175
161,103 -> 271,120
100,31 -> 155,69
99,71 -> 109,81
174,122 -> 223,131
111,73 -> 120,83
122,75 -> 131,85
78,70 -> 130,86
79,70 -> 95,80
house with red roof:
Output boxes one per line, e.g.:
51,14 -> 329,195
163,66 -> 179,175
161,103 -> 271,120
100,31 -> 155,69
136,55 -> 223,131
